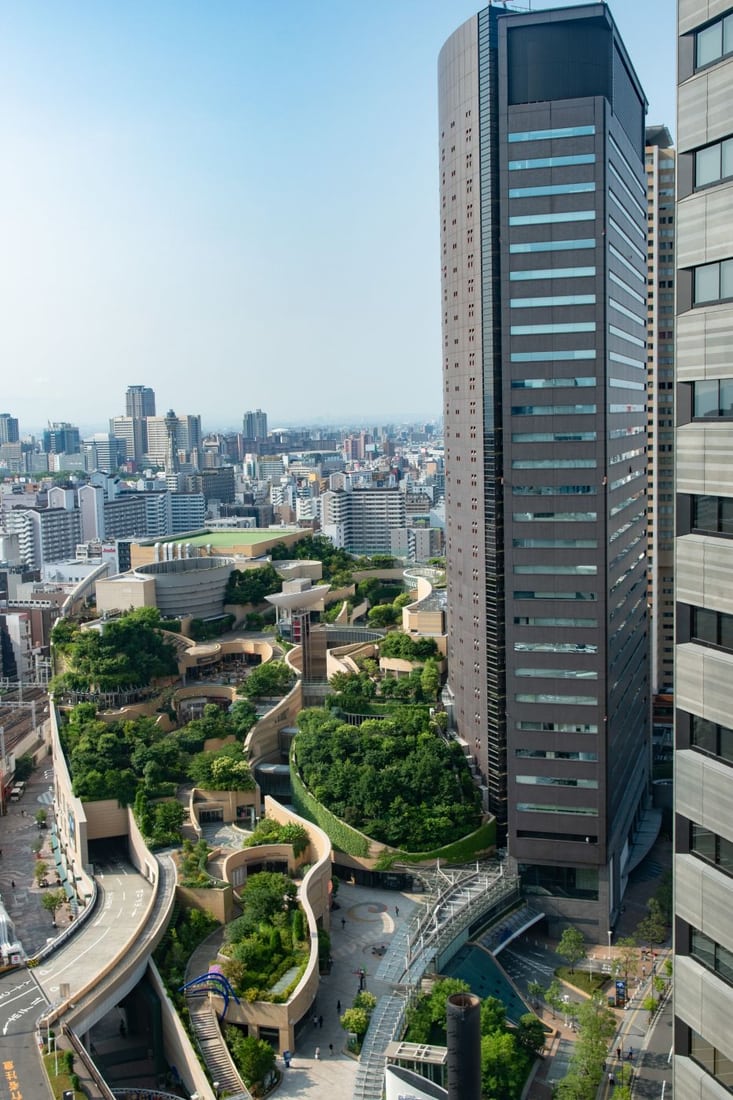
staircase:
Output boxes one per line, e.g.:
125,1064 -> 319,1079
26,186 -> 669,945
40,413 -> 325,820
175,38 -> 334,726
186,993 -> 247,1097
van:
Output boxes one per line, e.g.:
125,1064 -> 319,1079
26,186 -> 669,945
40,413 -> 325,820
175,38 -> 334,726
9,782 -> 25,801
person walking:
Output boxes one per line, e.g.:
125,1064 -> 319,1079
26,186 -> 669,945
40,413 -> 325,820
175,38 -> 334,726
395,905 -> 399,917
318,1014 -> 323,1029
329,1043 -> 334,1056
337,999 -> 341,1014
341,917 -> 346,930
315,1046 -> 320,1061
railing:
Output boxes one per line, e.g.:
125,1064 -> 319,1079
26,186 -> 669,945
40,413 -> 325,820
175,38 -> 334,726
352,862 -> 521,1100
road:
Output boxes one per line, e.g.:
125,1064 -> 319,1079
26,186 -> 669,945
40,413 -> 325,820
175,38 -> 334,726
0,969 -> 52,1100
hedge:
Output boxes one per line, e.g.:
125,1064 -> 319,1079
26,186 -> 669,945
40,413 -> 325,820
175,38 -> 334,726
374,819 -> 497,870
290,757 -> 370,858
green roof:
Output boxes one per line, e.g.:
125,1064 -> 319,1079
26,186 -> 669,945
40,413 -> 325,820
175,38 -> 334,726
158,528 -> 300,549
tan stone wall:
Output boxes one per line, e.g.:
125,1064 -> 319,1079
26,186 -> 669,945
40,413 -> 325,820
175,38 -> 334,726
245,680 -> 303,766
147,961 -> 216,1100
95,575 -> 156,613
176,882 -> 234,924
214,800 -> 333,1051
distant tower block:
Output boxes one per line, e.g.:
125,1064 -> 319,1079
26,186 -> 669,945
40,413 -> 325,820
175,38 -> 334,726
164,408 -> 179,475
265,584 -> 330,705
446,993 -> 481,1100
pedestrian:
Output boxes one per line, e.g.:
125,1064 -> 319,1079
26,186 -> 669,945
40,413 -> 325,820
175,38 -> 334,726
341,917 -> 346,930
395,905 -> 399,917
616,1046 -> 622,1061
315,1046 -> 320,1061
313,1014 -> 318,1028
10,880 -> 14,890
318,1014 -> 323,1029
337,999 -> 341,1014
608,1072 -> 615,1086
627,1047 -> 633,1060
329,1043 -> 334,1056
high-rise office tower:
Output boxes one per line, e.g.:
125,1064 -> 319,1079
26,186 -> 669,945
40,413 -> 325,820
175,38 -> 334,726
125,385 -> 156,419
242,409 -> 268,443
674,5 -> 733,1096
124,385 -> 156,466
0,414 -> 19,445
440,2 -> 651,931
43,422 -> 81,455
645,127 -> 676,698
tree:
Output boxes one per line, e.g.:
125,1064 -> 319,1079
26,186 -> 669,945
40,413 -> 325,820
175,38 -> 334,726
227,1030 -> 276,1088
545,979 -> 564,1019
642,994 -> 659,1025
636,897 -> 667,946
480,995 -> 507,1035
481,1030 -> 529,1100
527,980 -> 544,1008
239,660 -> 295,700
557,925 -> 586,974
614,936 -> 639,984
150,800 -> 185,847
420,658 -> 441,702
41,889 -> 66,925
236,872 -> 296,933
341,1007 -> 369,1038
516,1013 -> 546,1055
34,860 -> 48,885
367,604 -> 399,627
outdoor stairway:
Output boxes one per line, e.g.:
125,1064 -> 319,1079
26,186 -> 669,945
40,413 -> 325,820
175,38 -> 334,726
184,926 -> 252,1099
186,992 -> 249,1097
353,990 -> 408,1100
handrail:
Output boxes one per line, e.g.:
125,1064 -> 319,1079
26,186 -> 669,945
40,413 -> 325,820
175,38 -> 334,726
63,1023 -> 116,1100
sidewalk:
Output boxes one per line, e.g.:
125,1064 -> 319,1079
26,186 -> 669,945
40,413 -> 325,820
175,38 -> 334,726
0,761 -> 71,958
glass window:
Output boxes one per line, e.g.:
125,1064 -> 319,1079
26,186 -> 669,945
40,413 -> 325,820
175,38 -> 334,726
691,928 -> 716,970
697,20 -> 722,66
514,642 -> 597,653
723,138 -> 733,179
509,210 -> 596,226
509,183 -> 596,198
691,823 -> 716,862
511,377 -> 595,388
696,143 -> 722,186
511,322 -> 596,335
695,263 -> 720,303
514,564 -> 598,574
511,403 -> 597,415
508,125 -> 596,142
722,498 -> 733,535
694,380 -> 720,417
721,378 -> 733,415
516,720 -> 597,732
720,836 -> 733,875
722,260 -> 733,299
610,243 -> 646,283
513,590 -> 598,601
512,432 -> 597,442
510,295 -> 596,308
609,298 -> 645,325
510,266 -> 596,281
509,154 -> 595,170
511,349 -> 596,361
510,238 -> 595,254
609,270 -> 646,304
513,511 -> 597,522
517,802 -> 597,815
610,351 -> 645,369
609,324 -> 645,348
718,942 -> 733,984
512,458 -> 597,468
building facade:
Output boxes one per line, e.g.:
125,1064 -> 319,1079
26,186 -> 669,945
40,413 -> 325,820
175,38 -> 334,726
440,2 -> 651,931
674,3 -> 733,1096
645,127 -> 676,697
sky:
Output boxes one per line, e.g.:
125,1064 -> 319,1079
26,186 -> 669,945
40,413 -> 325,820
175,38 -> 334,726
0,0 -> 675,437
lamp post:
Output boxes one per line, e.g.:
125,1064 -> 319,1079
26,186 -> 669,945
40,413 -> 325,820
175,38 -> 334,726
608,929 -> 613,960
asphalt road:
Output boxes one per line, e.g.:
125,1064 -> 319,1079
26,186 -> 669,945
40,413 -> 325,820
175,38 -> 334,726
0,969 -> 52,1100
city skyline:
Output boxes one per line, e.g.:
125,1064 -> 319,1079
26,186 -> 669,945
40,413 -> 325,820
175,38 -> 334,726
2,0 -> 673,431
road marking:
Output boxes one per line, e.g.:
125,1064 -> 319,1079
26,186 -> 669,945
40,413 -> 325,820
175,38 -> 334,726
38,925 -> 112,982
2,994 -> 45,1034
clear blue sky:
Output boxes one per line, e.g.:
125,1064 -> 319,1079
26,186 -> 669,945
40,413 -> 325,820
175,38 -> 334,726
0,0 -> 674,436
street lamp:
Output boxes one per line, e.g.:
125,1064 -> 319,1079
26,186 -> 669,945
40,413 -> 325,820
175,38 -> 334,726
213,1084 -> 220,1099
608,929 -> 613,960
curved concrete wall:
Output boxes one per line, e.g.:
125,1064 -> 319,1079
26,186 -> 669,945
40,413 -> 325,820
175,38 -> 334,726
134,556 -> 234,619
213,798 -> 333,1052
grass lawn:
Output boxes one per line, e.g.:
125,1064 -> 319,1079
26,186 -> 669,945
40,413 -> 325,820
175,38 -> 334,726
555,966 -> 609,996
43,1052 -> 84,1099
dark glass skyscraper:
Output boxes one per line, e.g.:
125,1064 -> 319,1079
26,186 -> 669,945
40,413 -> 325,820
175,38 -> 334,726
440,2 -> 652,932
